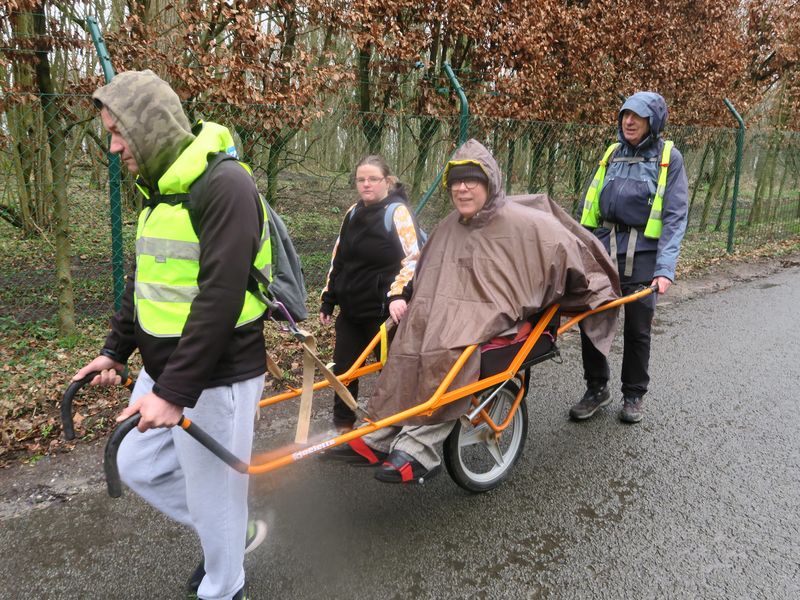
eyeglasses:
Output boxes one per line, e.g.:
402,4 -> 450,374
447,178 -> 482,190
355,176 -> 385,186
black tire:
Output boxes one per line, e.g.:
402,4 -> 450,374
443,381 -> 528,493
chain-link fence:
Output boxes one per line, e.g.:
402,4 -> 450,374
2,95 -> 800,330
3,91 -> 800,328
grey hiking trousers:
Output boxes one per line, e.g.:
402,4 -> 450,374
364,422 -> 455,470
117,368 -> 264,600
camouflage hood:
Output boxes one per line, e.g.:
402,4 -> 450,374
93,70 -> 194,187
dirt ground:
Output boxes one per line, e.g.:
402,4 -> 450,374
1,248 -> 798,521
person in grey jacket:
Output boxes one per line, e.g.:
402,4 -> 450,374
571,91 -> 688,423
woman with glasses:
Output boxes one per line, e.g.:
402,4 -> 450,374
320,155 -> 423,431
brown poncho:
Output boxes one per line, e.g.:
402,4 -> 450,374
369,140 -> 620,425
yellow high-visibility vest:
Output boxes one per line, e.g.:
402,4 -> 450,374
134,122 -> 271,337
580,140 -> 673,239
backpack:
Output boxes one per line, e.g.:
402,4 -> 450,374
350,201 -> 428,247
188,153 -> 308,322
383,201 -> 428,246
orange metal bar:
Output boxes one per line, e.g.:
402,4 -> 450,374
246,343 -> 481,474
557,286 -> 655,336
428,304 -> 560,410
244,291 -> 652,475
259,326 -> 387,407
478,374 -> 525,434
245,307 -> 559,475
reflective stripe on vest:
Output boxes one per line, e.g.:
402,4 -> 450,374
643,140 -> 673,239
133,123 -> 271,337
580,140 -> 673,240
579,143 -> 620,228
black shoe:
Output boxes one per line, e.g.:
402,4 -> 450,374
374,449 -> 441,484
319,438 -> 387,465
620,396 -> 644,423
186,560 -> 205,597
232,585 -> 249,600
569,385 -> 611,420
333,416 -> 356,433
186,519 -> 266,596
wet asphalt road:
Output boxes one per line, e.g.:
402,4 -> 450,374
1,266 -> 799,600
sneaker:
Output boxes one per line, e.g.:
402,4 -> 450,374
569,386 -> 611,420
186,560 -> 205,597
245,519 -> 267,554
232,585 -> 249,600
620,396 -> 644,423
186,519 -> 266,595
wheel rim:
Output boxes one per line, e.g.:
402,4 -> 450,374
455,388 -> 524,484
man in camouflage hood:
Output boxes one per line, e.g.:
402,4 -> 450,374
573,91 -> 689,423
73,70 -> 267,600
325,139 -> 620,483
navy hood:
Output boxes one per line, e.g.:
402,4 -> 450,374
617,91 -> 668,147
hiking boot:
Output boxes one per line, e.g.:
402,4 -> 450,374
186,519 -> 266,596
569,386 -> 611,420
620,396 -> 644,423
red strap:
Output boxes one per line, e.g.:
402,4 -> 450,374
348,438 -> 380,464
399,462 -> 413,482
380,459 -> 415,482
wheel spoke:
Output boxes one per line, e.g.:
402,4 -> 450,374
458,424 -> 488,448
483,433 -> 506,467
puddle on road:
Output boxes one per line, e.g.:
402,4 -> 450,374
574,478 -> 642,524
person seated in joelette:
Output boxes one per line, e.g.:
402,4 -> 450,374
324,139 -> 620,483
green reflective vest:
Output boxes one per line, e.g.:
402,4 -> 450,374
134,122 -> 271,337
580,140 -> 673,239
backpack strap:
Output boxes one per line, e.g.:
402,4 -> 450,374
383,202 -> 403,233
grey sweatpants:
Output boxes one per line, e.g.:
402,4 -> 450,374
117,369 -> 264,600
364,422 -> 454,470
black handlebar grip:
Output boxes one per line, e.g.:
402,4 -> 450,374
61,368 -> 132,440
103,414 -> 140,498
60,371 -> 99,440
179,417 -> 250,474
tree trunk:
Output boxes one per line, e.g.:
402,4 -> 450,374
699,142 -> 724,231
713,169 -> 733,232
526,126 -> 548,193
34,6 -> 75,336
688,139 -> 712,226
505,131 -> 515,194
410,117 -> 440,203
358,44 -> 382,154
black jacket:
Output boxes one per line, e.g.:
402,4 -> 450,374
320,187 -> 415,322
101,159 -> 267,408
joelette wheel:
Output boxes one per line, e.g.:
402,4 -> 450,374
443,381 -> 528,493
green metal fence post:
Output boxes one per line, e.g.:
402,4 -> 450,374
724,98 -> 745,254
87,16 -> 124,310
414,62 -> 469,216
443,62 -> 468,146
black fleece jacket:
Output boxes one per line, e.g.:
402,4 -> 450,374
101,160 -> 267,408
320,187 -> 412,322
